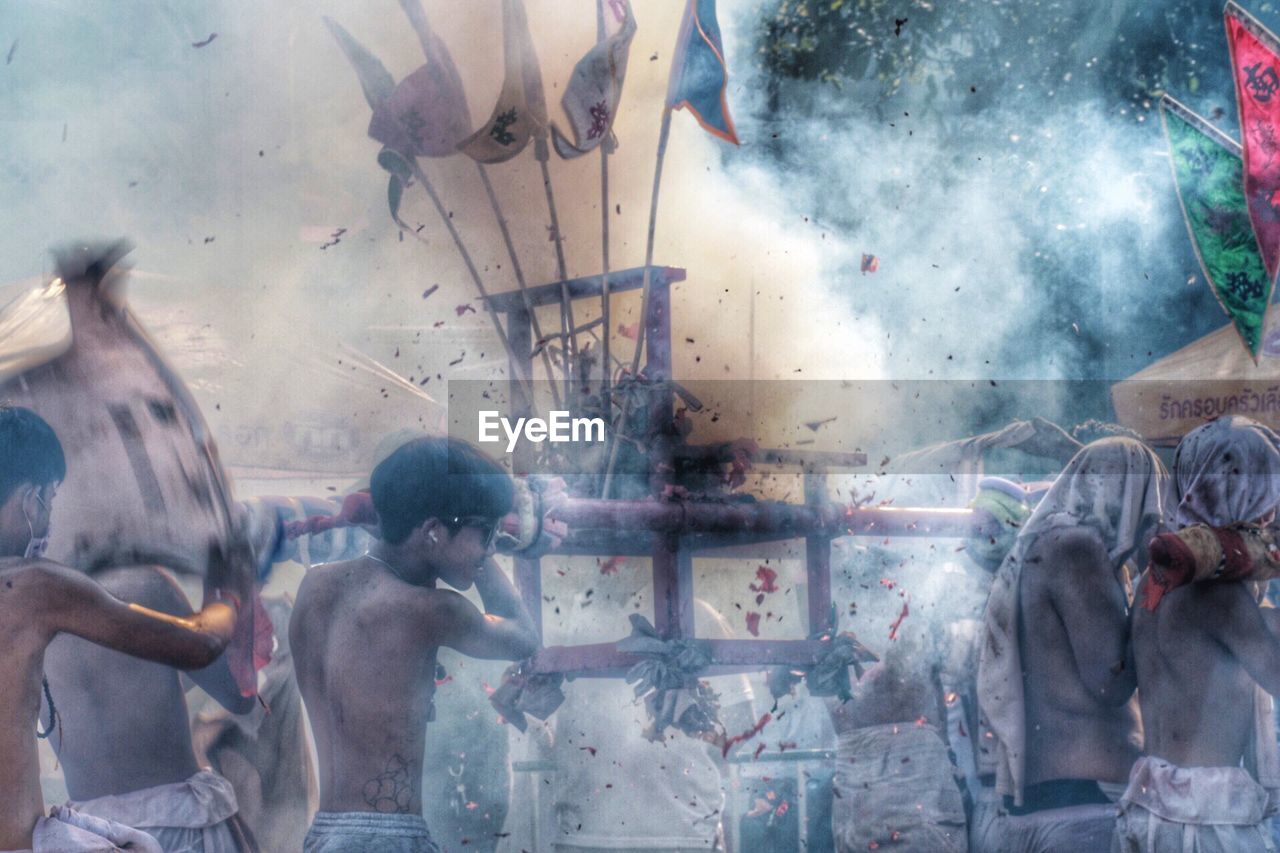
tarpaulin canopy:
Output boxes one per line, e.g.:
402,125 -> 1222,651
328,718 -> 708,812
1112,321 -> 1280,444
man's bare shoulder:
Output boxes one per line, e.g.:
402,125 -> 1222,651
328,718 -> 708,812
0,559 -> 84,598
0,560 -> 102,626
1162,580 -> 1257,629
297,560 -> 465,621
1033,525 -> 1108,561
1022,525 -> 1108,588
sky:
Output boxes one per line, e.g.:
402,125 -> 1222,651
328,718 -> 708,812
1,0 -> 1277,466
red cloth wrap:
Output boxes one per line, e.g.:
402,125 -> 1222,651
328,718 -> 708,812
1143,532 -> 1197,611
1216,527 -> 1253,580
1142,527 -> 1256,611
227,590 -> 275,698
283,491 -> 376,539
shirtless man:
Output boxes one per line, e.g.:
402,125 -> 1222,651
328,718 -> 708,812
291,436 -> 538,852
42,558 -> 257,849
979,438 -> 1167,852
0,406 -> 251,852
1118,416 -> 1280,852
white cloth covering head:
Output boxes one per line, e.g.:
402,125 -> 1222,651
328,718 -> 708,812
1173,415 -> 1280,528
978,437 -> 1169,805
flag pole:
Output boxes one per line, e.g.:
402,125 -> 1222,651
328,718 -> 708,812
535,138 -> 579,405
628,105 -> 673,380
406,158 -> 537,410
600,146 -> 612,400
598,0 -> 613,408
475,162 -> 564,409
387,2 -> 542,405
602,104 -> 674,497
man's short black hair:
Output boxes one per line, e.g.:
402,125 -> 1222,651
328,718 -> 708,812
0,406 -> 65,505
371,436 -> 514,545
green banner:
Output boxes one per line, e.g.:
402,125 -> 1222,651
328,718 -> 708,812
1162,95 -> 1272,360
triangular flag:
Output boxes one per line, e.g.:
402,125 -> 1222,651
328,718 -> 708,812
666,0 -> 737,144
323,18 -> 396,111
366,3 -> 472,159
1162,95 -> 1272,360
458,0 -> 549,164
1226,1 -> 1280,283
551,0 -> 638,159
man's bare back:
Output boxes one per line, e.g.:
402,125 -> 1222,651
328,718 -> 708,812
292,554 -> 538,816
1019,525 -> 1141,787
43,565 -> 253,801
1133,578 -> 1280,768
292,557 -> 446,815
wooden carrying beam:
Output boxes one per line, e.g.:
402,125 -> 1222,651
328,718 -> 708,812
548,499 -> 999,541
530,638 -> 836,677
485,265 -> 686,313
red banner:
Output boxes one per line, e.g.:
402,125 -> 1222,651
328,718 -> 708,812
1227,1 -> 1280,283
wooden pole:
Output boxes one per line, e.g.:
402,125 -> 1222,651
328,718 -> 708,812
476,162 -> 563,409
534,138 -> 578,404
406,158 -> 536,409
602,107 -> 673,497
597,0 -> 613,403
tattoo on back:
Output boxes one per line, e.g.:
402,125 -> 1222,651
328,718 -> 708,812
363,754 -> 414,813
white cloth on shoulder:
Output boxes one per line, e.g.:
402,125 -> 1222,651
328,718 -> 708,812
832,721 -> 967,853
66,769 -> 242,853
1,805 -> 163,852
978,438 -> 1167,805
1112,756 -> 1276,853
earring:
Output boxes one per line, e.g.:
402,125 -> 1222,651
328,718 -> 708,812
429,532 -> 439,543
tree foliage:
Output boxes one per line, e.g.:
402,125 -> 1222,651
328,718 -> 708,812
754,0 -> 1250,112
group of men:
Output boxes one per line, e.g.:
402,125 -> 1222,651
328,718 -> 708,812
0,408 -> 534,852
4,398 -> 1280,853
799,416 -> 1280,853
970,416 -> 1280,852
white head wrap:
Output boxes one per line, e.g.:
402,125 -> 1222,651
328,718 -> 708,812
977,437 -> 1168,803
1173,416 -> 1280,528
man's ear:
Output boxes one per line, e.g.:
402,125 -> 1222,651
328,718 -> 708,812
16,482 -> 39,519
419,517 -> 443,544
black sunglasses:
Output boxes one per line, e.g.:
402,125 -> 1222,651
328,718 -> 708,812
447,516 -> 501,548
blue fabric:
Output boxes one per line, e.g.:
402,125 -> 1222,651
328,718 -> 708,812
666,0 -> 737,143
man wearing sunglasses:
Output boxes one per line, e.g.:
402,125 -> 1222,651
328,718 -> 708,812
291,436 -> 539,853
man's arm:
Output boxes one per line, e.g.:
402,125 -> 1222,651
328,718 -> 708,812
96,566 -> 255,714
1205,582 -> 1280,698
433,558 -> 539,661
24,561 -> 236,671
1045,528 -> 1136,705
